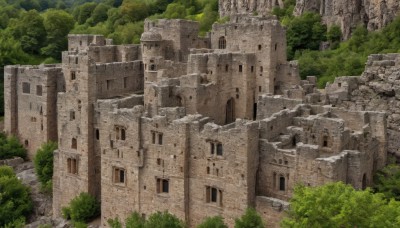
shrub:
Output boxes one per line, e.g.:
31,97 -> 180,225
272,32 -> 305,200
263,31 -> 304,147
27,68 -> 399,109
198,216 -> 228,228
0,135 -> 27,159
0,166 -> 33,227
62,192 -> 100,222
234,208 -> 265,228
34,141 -> 57,189
126,211 -> 145,228
73,221 -> 88,228
374,164 -> 400,200
108,217 -> 122,228
144,211 -> 185,228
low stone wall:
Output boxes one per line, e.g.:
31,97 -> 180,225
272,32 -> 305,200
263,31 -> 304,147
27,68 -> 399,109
0,157 -> 24,168
255,196 -> 289,228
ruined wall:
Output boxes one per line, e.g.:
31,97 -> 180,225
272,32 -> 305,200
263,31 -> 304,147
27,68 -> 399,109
4,65 -> 64,158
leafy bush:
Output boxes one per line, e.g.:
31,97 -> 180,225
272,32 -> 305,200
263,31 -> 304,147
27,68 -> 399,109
108,217 -> 122,228
198,216 -> 228,228
34,141 -> 57,190
374,164 -> 400,200
0,134 -> 27,160
0,166 -> 32,227
144,211 -> 185,228
234,208 -> 265,228
126,211 -> 145,228
62,192 -> 100,223
282,182 -> 400,227
73,221 -> 88,228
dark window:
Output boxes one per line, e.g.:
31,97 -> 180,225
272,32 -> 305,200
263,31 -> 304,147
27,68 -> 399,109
36,85 -> 42,96
71,138 -> 77,149
218,36 -> 226,49
258,45 -> 262,50
239,65 -> 242,72
158,133 -> 163,145
70,111 -> 75,121
275,43 -> 278,51
251,66 -> 254,73
121,129 -> 126,140
22,82 -> 30,94
323,136 -> 328,147
71,71 -> 76,80
114,168 -> 125,184
211,143 -> 215,155
225,65 -> 229,72
211,187 -> 217,202
150,64 -> 156,71
75,57 -> 78,64
338,83 -> 342,87
157,178 -> 169,193
106,80 -> 112,90
217,143 -> 223,156
279,176 -> 285,191
152,132 -> 156,144
95,129 -> 99,140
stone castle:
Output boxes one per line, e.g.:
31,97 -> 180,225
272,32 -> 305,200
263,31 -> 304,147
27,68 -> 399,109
3,7 -> 396,227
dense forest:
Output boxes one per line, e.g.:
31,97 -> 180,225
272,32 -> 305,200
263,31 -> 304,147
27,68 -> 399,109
1,0 -> 400,115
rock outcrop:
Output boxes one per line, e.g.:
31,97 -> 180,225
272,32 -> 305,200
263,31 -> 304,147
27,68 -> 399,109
219,0 -> 400,40
219,0 -> 284,17
294,0 -> 400,39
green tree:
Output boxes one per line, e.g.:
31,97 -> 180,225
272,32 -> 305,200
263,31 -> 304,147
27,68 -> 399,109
0,166 -> 32,226
163,3 -> 186,19
89,3 -> 111,25
41,9 -> 75,59
9,10 -> 46,54
234,208 -> 265,228
374,164 -> 400,200
120,0 -> 149,22
62,192 -> 100,223
327,25 -> 342,45
198,216 -> 228,228
34,141 -> 57,191
286,12 -> 327,59
73,2 -> 97,24
144,211 -> 185,228
126,211 -> 145,228
282,182 -> 400,227
108,217 -> 122,228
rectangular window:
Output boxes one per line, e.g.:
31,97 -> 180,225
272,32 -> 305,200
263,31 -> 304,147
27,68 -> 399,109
210,143 -> 215,155
217,143 -> 223,156
67,158 -> 78,174
22,82 -> 30,94
239,65 -> 243,73
206,186 -> 222,205
70,111 -> 75,121
114,167 -> 125,184
156,178 -> 169,193
95,129 -> 99,140
106,80 -> 113,90
36,85 -> 42,96
71,71 -> 76,80
152,132 -> 156,144
158,133 -> 163,145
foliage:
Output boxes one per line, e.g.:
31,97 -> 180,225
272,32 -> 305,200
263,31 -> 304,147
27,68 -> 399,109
126,211 -> 145,228
286,12 -> 327,59
144,211 -> 185,228
0,134 -> 27,159
374,164 -> 400,200
0,166 -> 33,227
108,217 -> 123,228
73,221 -> 88,228
234,208 -> 265,228
282,182 -> 400,227
327,25 -> 342,49
62,192 -> 100,223
34,141 -> 57,186
197,216 -> 228,228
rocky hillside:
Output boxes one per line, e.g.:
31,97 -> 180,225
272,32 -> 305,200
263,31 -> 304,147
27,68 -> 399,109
219,0 -> 400,39
294,0 -> 400,39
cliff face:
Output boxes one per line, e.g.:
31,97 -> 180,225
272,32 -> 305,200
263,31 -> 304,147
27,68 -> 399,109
219,0 -> 400,39
219,0 -> 284,17
294,0 -> 400,39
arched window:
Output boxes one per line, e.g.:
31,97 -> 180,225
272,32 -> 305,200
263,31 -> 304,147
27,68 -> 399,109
279,176 -> 285,191
218,36 -> 226,49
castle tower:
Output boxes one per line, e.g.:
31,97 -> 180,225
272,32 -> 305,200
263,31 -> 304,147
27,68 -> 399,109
53,35 -> 102,217
141,30 -> 165,116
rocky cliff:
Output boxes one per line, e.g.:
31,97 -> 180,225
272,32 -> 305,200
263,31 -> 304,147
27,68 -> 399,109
219,0 -> 400,39
294,0 -> 400,39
